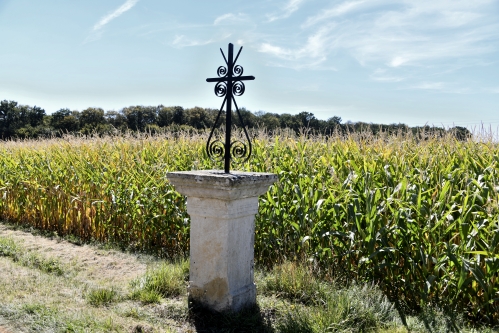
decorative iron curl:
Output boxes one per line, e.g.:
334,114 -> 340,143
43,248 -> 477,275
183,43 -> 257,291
214,82 -> 227,97
232,81 -> 245,96
217,66 -> 227,77
233,65 -> 243,77
230,140 -> 250,163
207,139 -> 225,161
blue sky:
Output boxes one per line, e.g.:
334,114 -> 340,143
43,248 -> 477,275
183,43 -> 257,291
0,0 -> 498,129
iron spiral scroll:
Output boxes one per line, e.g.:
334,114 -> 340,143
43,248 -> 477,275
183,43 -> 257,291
206,43 -> 255,173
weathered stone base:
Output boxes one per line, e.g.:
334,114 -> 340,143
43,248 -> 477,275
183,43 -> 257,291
188,281 -> 256,312
167,170 -> 277,312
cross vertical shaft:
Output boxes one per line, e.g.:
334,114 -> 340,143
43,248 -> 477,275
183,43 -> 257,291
225,44 -> 234,173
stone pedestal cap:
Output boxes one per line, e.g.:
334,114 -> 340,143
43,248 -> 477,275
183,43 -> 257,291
167,170 -> 278,200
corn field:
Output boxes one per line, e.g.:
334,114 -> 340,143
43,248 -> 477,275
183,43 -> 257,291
0,130 -> 498,324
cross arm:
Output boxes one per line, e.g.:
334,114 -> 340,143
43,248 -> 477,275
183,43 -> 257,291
206,75 -> 255,83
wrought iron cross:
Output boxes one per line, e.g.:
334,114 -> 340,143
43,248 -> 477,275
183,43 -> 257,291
206,43 -> 255,173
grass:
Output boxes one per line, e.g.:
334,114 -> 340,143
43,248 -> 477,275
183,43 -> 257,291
0,231 -> 498,332
0,236 -> 19,257
0,260 -> 133,332
258,261 -> 330,305
129,259 -> 189,304
259,261 -> 401,332
0,236 -> 66,275
86,287 -> 120,306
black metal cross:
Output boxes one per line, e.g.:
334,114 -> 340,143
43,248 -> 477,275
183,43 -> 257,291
206,43 -> 255,173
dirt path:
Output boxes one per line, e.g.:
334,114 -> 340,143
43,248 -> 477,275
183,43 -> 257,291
0,223 -> 158,333
0,224 -> 149,285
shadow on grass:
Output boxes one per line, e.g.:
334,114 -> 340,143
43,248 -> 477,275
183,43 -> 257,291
188,302 -> 276,333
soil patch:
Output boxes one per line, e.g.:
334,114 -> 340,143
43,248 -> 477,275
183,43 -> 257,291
0,224 -> 149,285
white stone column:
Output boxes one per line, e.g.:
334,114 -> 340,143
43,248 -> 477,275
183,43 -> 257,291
167,170 -> 277,312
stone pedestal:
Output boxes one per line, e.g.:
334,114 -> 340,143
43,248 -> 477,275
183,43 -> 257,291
167,170 -> 277,312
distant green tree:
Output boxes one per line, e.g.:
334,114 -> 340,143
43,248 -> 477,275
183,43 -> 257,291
278,113 -> 301,132
51,108 -> 71,127
450,126 -> 471,141
172,106 -> 185,125
206,108 -> 225,128
323,116 -> 342,134
122,106 -> 158,131
50,108 -> 80,133
185,106 -> 212,129
18,105 -> 45,127
104,110 -> 127,131
80,108 -> 105,127
0,100 -> 20,138
0,100 -> 48,138
157,106 -> 173,127
258,112 -> 280,130
233,107 -> 257,129
328,116 -> 342,124
296,111 -> 319,129
0,100 -> 474,141
80,107 -> 106,135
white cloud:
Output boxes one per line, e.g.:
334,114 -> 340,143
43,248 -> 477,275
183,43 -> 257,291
261,0 -> 499,77
342,1 -> 496,68
84,0 -> 139,43
302,0 -> 366,27
93,0 -> 139,31
259,43 -> 290,58
284,0 -> 306,14
267,0 -> 307,22
214,13 -> 246,25
258,25 -> 334,68
172,33 -> 231,48
389,56 -> 408,68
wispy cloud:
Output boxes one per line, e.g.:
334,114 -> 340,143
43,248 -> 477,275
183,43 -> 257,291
267,0 -> 307,22
93,0 -> 139,31
302,0 -> 366,27
260,0 -> 499,84
214,13 -> 247,25
85,0 -> 139,43
259,24 -> 336,69
172,33 -> 231,48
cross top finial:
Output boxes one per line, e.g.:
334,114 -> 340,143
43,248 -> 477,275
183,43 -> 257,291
206,43 -> 255,173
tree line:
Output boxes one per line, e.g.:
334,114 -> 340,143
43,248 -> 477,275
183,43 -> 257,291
0,99 -> 471,140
